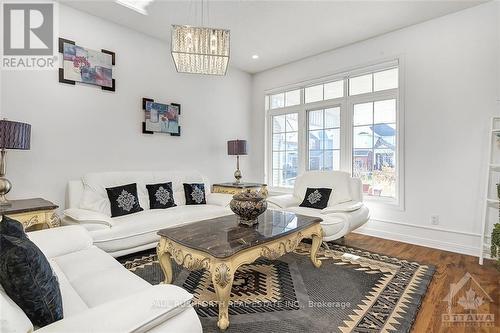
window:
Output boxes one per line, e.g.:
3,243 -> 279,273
308,107 -> 341,171
270,89 -> 301,109
305,80 -> 344,103
352,100 -> 396,198
271,113 -> 298,187
266,62 -> 401,203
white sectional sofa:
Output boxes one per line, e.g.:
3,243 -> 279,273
267,171 -> 370,241
0,226 -> 201,333
62,171 -> 234,257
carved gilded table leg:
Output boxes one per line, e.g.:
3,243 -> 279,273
310,225 -> 323,268
157,239 -> 174,284
210,262 -> 234,330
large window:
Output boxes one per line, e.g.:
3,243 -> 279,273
265,61 -> 401,204
271,113 -> 298,187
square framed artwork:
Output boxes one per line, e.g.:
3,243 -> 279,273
142,98 -> 181,136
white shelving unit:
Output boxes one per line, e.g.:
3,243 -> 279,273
479,117 -> 500,264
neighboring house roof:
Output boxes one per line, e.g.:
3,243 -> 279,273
371,123 -> 395,137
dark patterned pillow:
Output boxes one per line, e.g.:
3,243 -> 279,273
299,187 -> 332,209
0,215 -> 26,238
0,218 -> 63,328
106,183 -> 144,217
183,183 -> 206,205
146,182 -> 176,209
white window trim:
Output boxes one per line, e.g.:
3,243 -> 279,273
265,57 -> 405,210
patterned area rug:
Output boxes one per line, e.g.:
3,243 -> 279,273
117,243 -> 434,333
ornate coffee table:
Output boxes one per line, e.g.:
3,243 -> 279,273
157,210 -> 323,330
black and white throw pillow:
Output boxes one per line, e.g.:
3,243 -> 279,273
0,216 -> 63,328
106,183 -> 144,217
183,183 -> 206,205
299,187 -> 332,209
146,182 -> 176,209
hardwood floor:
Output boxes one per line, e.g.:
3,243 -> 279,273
343,233 -> 499,333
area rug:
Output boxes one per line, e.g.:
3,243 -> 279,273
117,243 -> 435,333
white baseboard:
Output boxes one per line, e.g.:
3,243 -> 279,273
352,219 -> 482,257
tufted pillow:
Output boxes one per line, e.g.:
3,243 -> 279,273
0,218 -> 63,328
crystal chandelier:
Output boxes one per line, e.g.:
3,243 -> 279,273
171,25 -> 230,76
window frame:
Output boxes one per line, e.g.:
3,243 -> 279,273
264,59 -> 404,209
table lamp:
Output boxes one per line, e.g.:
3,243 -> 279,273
227,140 -> 247,184
0,120 -> 31,206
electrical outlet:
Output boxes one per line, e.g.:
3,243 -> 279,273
431,215 -> 440,225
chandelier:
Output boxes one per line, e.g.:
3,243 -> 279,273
171,25 -> 230,76
171,0 -> 230,76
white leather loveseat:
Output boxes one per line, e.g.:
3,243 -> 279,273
267,171 -> 370,241
0,226 -> 201,333
62,171 -> 234,257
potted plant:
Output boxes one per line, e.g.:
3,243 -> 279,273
491,184 -> 500,267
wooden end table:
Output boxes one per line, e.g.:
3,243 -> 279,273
0,198 -> 59,231
157,210 -> 323,330
212,182 -> 268,197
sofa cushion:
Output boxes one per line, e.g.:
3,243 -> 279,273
294,171 -> 352,206
89,205 -> 232,254
146,182 -> 176,209
53,246 -> 150,308
106,183 -> 144,218
183,183 -> 207,205
49,260 -> 88,318
299,188 -> 332,209
0,220 -> 63,328
27,226 -> 94,259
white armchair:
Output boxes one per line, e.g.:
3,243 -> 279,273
267,171 -> 369,242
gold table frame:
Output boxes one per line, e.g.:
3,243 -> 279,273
157,223 -> 323,330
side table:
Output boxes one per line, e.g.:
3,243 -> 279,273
212,182 -> 268,197
0,198 -> 60,231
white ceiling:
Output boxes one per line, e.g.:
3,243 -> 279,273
61,0 -> 486,74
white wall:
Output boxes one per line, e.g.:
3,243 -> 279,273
0,4 -> 252,208
250,2 -> 500,256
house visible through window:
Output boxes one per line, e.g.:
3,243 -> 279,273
265,61 -> 401,204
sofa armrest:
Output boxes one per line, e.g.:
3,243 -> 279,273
206,193 -> 233,207
35,285 -> 194,333
27,226 -> 93,259
321,201 -> 363,215
267,194 -> 301,209
349,177 -> 363,202
63,208 -> 114,227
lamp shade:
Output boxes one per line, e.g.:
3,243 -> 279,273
227,140 -> 247,156
0,120 -> 31,150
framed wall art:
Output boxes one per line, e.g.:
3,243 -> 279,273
58,38 -> 116,91
142,98 -> 181,136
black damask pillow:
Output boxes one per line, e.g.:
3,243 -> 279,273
183,183 -> 206,205
146,182 -> 176,209
0,217 -> 63,328
299,187 -> 332,209
106,183 -> 144,217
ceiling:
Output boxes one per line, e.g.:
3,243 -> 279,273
61,0 -> 485,74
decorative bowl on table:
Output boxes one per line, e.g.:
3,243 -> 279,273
230,190 -> 267,226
